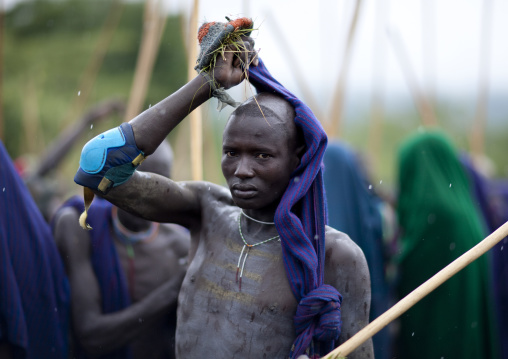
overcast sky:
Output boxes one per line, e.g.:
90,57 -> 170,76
5,0 -> 508,120
171,0 -> 508,125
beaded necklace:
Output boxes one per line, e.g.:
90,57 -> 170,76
111,206 -> 159,299
236,212 -> 280,291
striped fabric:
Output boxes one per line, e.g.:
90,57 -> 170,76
0,140 -> 70,358
53,196 -> 132,359
248,59 -> 342,358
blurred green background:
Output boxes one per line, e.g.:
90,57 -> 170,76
2,0 -> 508,205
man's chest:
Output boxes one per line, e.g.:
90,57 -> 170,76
114,236 -> 183,300
177,227 -> 299,357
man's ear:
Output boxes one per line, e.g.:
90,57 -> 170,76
292,144 -> 306,169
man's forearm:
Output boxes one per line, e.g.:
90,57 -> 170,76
129,74 -> 211,156
78,273 -> 184,356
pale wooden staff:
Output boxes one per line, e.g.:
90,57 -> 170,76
322,220 -> 508,359
421,0 -> 436,108
469,0 -> 493,158
62,0 -> 123,130
264,12 -> 324,122
386,28 -> 437,128
327,0 -> 363,138
187,0 -> 203,181
367,0 -> 388,176
124,0 -> 167,121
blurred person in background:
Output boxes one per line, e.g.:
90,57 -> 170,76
0,140 -> 70,359
51,140 -> 190,359
394,130 -> 499,359
323,141 -> 395,359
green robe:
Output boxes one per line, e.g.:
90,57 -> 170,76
396,130 -> 499,359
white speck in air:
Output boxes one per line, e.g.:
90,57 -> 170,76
78,91 -> 81,96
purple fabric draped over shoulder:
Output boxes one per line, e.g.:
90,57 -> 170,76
54,196 -> 132,359
0,140 -> 70,359
248,59 -> 342,358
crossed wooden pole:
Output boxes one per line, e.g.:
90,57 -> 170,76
323,220 -> 508,358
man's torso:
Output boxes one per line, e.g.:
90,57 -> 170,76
176,186 -> 299,358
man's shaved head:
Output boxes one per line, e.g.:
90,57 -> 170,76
228,93 -> 303,151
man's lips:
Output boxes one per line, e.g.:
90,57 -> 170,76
231,184 -> 257,199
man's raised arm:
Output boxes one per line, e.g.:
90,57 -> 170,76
74,38 -> 256,226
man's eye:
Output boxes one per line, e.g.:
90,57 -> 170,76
256,153 -> 271,159
225,151 -> 236,157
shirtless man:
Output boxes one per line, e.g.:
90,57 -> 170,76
52,141 -> 189,359
74,34 -> 373,358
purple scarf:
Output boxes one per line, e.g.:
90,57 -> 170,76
0,140 -> 70,359
249,59 -> 342,358
53,196 -> 132,359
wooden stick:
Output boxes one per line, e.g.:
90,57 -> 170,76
421,0 -> 436,107
124,0 -> 167,121
469,0 -> 493,158
386,28 -> 437,128
264,12 -> 325,122
327,0 -> 363,138
367,0 -> 388,175
322,220 -> 508,359
187,0 -> 203,181
61,0 -> 123,129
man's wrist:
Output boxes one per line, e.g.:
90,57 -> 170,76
198,71 -> 241,110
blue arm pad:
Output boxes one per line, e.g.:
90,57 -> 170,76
74,123 -> 145,194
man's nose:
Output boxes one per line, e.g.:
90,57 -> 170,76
234,157 -> 254,178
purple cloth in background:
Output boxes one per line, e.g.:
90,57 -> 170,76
488,179 -> 508,359
0,140 -> 70,359
460,154 -> 507,359
53,196 -> 132,359
323,142 -> 392,359
249,59 -> 342,358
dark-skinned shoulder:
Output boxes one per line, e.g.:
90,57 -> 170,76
52,206 -> 91,272
323,226 -> 370,284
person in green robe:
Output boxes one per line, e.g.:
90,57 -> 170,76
395,130 -> 499,359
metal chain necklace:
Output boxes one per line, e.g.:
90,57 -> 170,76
236,213 -> 280,291
240,209 -> 275,225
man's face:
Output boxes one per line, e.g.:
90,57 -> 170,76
221,110 -> 299,212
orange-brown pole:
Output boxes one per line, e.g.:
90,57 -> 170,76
327,0 -> 363,138
187,0 -> 202,181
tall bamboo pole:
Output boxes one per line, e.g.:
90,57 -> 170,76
61,0 -> 123,129
421,0 -> 436,107
264,12 -> 324,122
187,0 -> 202,181
367,0 -> 388,176
387,29 -> 437,127
124,0 -> 167,121
323,220 -> 508,359
327,0 -> 363,138
470,0 -> 493,158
